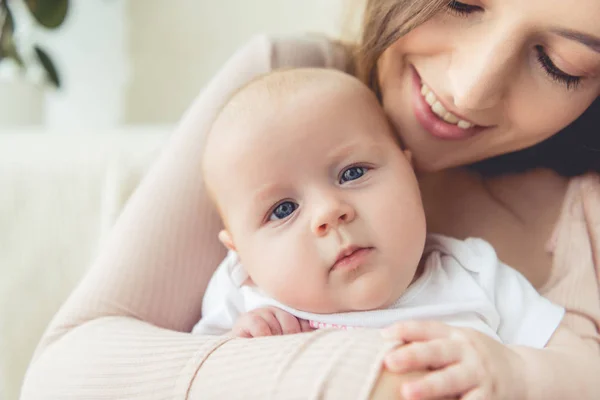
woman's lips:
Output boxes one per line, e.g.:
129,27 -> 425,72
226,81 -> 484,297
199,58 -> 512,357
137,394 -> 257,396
411,67 -> 485,141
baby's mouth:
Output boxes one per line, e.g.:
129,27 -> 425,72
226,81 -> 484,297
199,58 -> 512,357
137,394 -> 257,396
331,246 -> 374,272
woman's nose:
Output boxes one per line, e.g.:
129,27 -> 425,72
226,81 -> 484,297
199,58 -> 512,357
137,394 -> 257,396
311,196 -> 356,237
447,29 -> 517,111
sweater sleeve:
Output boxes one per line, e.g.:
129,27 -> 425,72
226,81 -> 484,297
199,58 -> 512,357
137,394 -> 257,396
542,173 -> 600,351
21,35 -> 391,400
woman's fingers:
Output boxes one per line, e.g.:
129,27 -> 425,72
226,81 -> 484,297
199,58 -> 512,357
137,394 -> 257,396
462,387 -> 487,400
401,364 -> 478,400
384,339 -> 461,373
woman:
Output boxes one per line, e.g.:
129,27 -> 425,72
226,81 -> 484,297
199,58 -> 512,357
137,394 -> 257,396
21,0 -> 600,399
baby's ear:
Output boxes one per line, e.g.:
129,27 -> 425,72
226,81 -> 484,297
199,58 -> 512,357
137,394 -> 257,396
218,230 -> 236,252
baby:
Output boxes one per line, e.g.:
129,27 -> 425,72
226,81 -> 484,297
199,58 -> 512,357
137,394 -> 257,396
195,67 -> 564,344
195,68 -> 565,341
194,68 -> 572,399
195,69 -> 564,328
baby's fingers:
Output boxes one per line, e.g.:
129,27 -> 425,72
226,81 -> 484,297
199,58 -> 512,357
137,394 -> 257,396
384,339 -> 461,373
255,310 -> 283,336
246,317 -> 274,337
401,364 -> 479,400
272,309 -> 302,334
232,315 -> 271,338
299,318 -> 314,332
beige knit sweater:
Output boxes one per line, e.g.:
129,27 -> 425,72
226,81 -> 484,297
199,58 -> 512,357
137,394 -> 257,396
20,35 -> 600,400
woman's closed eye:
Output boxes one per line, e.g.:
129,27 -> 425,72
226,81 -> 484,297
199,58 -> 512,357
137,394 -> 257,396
446,1 -> 482,17
447,1 -> 583,90
535,46 -> 582,90
268,201 -> 298,221
339,165 -> 370,184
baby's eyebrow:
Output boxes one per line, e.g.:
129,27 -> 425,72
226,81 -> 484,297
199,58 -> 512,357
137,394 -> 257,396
247,183 -> 284,213
327,142 -> 385,164
327,141 -> 367,158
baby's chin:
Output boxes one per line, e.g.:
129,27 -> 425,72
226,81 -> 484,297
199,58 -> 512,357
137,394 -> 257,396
283,290 -> 395,314
343,283 -> 402,312
270,275 -> 403,314
344,294 -> 394,312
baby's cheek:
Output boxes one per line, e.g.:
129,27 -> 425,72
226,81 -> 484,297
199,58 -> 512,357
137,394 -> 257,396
268,270 -> 338,313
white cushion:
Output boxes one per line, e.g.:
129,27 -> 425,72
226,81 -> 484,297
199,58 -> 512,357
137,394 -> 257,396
0,127 -> 169,399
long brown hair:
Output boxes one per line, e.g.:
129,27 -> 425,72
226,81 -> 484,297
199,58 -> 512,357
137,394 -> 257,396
351,0 -> 600,176
354,0 -> 448,96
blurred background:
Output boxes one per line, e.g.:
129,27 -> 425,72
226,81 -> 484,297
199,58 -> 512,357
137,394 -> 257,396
0,0 -> 360,398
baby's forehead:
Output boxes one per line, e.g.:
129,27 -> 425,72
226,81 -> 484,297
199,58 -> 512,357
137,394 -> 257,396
203,69 -> 389,199
218,72 -> 341,125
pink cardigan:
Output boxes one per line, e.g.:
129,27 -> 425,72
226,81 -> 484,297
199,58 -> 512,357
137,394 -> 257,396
21,35 -> 600,399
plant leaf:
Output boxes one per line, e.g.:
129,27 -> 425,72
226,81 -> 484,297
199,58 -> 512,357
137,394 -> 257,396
25,0 -> 69,29
34,45 -> 60,87
2,3 -> 14,33
0,7 -> 24,65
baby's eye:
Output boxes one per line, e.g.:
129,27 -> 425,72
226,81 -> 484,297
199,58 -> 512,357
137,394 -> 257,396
340,166 -> 369,184
269,201 -> 298,221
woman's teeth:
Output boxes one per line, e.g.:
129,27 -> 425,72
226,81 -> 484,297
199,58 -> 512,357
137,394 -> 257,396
421,84 -> 473,129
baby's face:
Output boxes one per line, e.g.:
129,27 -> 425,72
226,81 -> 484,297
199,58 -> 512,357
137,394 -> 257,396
211,85 -> 426,313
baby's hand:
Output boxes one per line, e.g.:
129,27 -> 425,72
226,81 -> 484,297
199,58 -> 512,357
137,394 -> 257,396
232,306 -> 313,338
381,321 -> 521,400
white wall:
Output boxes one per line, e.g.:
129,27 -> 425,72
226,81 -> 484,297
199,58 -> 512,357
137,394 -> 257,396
125,0 -> 351,124
1,0 -> 363,129
0,78 -> 44,126
40,0 -> 129,130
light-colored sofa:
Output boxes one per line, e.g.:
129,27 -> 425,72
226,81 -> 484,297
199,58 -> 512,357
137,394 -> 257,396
0,127 -> 170,400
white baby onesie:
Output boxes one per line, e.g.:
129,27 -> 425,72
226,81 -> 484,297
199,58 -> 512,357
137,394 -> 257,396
193,234 -> 564,348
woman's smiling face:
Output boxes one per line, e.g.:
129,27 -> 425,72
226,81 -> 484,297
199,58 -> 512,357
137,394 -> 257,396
377,0 -> 600,171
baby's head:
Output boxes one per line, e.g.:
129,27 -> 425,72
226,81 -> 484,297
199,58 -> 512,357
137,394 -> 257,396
203,69 -> 426,314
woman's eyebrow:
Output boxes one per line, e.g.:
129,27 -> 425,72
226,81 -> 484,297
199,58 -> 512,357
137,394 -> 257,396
552,28 -> 600,53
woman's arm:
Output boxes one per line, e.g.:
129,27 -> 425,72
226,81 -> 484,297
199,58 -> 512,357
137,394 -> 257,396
473,175 -> 600,400
543,173 -> 600,349
503,178 -> 600,400
582,174 -> 600,291
21,35 -> 400,399
23,317 -> 396,399
380,176 -> 600,400
510,323 -> 599,399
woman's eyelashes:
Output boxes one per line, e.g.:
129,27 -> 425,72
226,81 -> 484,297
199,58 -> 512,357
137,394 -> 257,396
447,2 -> 583,90
535,46 -> 582,90
268,201 -> 298,221
446,1 -> 482,16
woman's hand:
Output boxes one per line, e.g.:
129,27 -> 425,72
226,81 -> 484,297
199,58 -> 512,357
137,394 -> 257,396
380,321 -> 523,400
369,368 -> 452,400
231,306 -> 313,338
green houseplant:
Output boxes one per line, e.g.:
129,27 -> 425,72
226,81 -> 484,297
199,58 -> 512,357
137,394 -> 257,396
0,0 -> 69,87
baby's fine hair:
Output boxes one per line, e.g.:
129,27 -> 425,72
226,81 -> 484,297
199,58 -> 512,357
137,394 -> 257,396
212,68 -> 370,129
